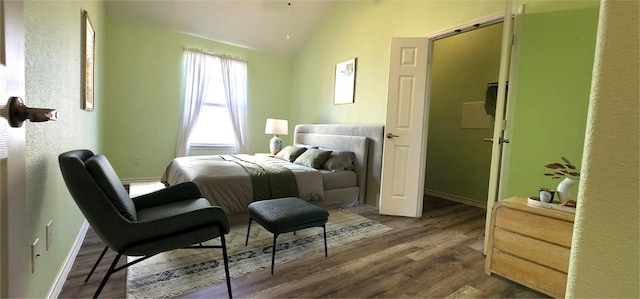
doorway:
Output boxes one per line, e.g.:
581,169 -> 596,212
379,11 -> 513,218
423,22 -> 504,208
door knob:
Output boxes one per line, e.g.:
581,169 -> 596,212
386,133 -> 399,139
8,97 -> 58,128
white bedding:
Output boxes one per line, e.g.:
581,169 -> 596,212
161,154 -> 324,214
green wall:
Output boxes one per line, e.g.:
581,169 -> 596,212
290,1 -> 505,205
500,3 -> 600,200
291,1 -> 598,205
290,1 -> 506,128
24,1 -> 105,297
425,23 -> 503,205
103,17 -> 293,180
18,0 -> 630,297
290,0 -> 599,207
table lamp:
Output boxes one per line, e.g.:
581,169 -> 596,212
265,118 -> 288,155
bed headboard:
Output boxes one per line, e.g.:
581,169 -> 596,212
293,124 -> 384,206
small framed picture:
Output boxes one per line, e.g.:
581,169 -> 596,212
83,10 -> 95,111
333,58 -> 357,104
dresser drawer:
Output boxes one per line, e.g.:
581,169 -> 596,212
486,197 -> 575,298
493,227 -> 570,272
491,249 -> 568,298
495,206 -> 573,247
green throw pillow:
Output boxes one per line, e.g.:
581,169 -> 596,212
275,145 -> 307,162
293,148 -> 333,169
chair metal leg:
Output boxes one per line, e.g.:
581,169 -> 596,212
323,225 -> 328,257
85,246 -> 108,283
220,232 -> 233,299
271,233 -> 278,274
245,218 -> 252,246
93,253 -> 122,298
87,227 -> 234,298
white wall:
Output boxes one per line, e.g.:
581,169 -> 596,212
566,0 -> 639,297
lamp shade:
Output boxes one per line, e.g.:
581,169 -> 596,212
265,118 -> 288,135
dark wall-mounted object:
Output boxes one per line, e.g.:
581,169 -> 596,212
485,82 -> 508,116
8,97 -> 58,128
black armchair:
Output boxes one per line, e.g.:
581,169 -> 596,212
59,150 -> 232,298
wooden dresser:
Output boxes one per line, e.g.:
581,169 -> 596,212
485,197 -> 575,298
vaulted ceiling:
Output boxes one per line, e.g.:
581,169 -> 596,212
105,0 -> 336,56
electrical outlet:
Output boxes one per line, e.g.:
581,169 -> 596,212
46,221 -> 53,251
31,239 -> 40,273
134,155 -> 142,165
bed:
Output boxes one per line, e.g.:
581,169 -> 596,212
161,124 -> 384,216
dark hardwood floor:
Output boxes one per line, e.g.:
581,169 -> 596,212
58,196 -> 548,298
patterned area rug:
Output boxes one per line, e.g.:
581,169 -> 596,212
126,209 -> 392,299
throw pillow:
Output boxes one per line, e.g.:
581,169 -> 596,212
275,145 -> 307,162
323,150 -> 356,171
295,144 -> 319,149
293,148 -> 333,169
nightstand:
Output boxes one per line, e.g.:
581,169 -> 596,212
485,197 -> 575,298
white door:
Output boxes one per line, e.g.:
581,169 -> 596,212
484,1 -> 517,254
0,0 -> 28,297
379,37 -> 429,217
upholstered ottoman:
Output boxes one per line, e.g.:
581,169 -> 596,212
245,197 -> 329,274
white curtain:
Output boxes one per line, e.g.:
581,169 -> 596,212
175,50 -> 214,157
220,58 -> 248,153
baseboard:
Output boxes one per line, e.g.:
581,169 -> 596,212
424,189 -> 487,209
47,220 -> 89,299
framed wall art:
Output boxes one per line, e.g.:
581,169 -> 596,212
333,58 -> 357,104
83,10 -> 95,111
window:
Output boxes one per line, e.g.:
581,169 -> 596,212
176,50 -> 247,156
189,69 -> 236,146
